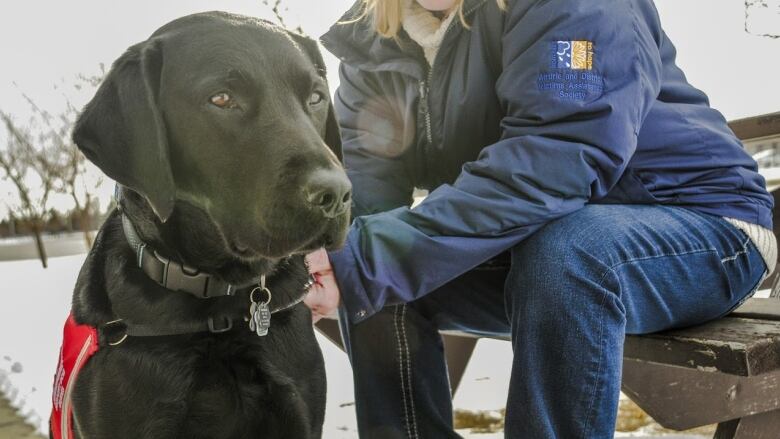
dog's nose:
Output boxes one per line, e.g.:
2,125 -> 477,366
304,169 -> 352,218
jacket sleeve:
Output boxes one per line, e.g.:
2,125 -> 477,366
334,63 -> 416,217
330,0 -> 663,323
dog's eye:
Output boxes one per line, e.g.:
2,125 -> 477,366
210,92 -> 236,109
308,91 -> 325,106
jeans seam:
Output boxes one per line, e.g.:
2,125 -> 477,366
581,241 -> 752,435
583,248 -> 715,437
581,271 -> 611,439
607,248 -> 717,272
394,305 -> 413,439
720,237 -> 752,264
401,305 -> 420,439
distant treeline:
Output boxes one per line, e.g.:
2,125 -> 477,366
0,205 -> 110,239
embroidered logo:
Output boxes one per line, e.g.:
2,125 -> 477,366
551,40 -> 594,70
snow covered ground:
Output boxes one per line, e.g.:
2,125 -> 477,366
0,247 -> 747,438
0,233 -> 90,262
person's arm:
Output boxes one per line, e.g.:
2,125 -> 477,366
335,63 -> 416,217
331,0 -> 664,324
305,63 -> 416,322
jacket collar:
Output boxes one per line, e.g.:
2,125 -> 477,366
320,0 -> 488,79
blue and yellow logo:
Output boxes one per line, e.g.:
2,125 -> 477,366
551,40 -> 594,70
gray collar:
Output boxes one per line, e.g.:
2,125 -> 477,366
121,213 -> 259,299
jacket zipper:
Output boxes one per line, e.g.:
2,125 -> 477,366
419,12 -> 458,148
417,1 -> 487,177
419,78 -> 433,144
60,334 -> 94,438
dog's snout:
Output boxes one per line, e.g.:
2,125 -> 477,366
304,169 -> 351,218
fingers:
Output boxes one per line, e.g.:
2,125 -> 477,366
305,248 -> 331,274
304,248 -> 340,323
304,283 -> 339,322
307,301 -> 332,323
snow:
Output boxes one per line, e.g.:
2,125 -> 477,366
0,255 -> 78,433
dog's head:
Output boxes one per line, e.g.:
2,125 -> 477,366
74,12 -> 351,271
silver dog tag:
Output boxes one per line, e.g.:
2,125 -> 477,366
249,302 -> 258,332
253,302 -> 271,337
248,277 -> 272,336
252,303 -> 271,337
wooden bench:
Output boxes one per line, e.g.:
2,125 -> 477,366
621,297 -> 780,437
316,294 -> 780,438
316,113 -> 780,438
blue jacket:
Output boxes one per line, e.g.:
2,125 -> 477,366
320,0 -> 774,323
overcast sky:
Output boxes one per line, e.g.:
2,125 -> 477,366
1,0 -> 779,215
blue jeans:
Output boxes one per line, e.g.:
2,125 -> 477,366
337,205 -> 767,439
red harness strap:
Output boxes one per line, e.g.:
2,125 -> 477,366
51,314 -> 100,439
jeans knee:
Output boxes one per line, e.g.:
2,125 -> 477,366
505,207 -> 626,315
510,205 -> 631,273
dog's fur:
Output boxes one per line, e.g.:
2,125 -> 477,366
63,12 -> 350,439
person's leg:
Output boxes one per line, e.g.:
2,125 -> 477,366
504,205 -> 767,438
338,263 -> 512,439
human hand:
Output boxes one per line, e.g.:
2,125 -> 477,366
304,248 -> 341,323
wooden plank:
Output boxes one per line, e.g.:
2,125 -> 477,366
624,317 -> 780,376
731,298 -> 780,321
439,330 -> 508,341
315,319 -> 344,350
622,358 -> 780,431
714,409 -> 780,439
728,112 -> 780,141
442,334 -> 478,396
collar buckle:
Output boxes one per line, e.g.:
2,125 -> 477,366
123,213 -> 235,299
207,316 -> 233,333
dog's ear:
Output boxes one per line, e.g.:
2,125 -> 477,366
73,38 -> 175,222
287,31 -> 343,161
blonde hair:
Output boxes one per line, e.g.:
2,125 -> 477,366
356,0 -> 506,38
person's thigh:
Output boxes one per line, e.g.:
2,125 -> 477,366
500,204 -> 767,437
509,204 -> 767,335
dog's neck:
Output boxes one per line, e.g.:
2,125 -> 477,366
116,185 -> 281,283
86,186 -> 314,338
121,213 -> 263,299
80,211 -> 314,339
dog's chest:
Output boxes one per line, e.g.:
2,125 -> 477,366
180,337 -> 308,438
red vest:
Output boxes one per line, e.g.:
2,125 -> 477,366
51,314 -> 99,439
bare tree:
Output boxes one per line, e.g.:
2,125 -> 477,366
39,96 -> 103,249
262,0 -> 304,33
58,67 -> 106,248
0,112 -> 58,268
7,72 -> 105,250
54,118 -> 102,249
745,0 -> 780,38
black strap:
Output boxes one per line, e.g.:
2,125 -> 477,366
126,316 -> 235,336
99,316 -> 237,344
122,213 -> 257,299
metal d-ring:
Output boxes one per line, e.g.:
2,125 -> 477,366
104,319 -> 128,346
250,286 -> 272,306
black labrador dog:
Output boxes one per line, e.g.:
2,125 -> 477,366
59,11 -> 350,439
